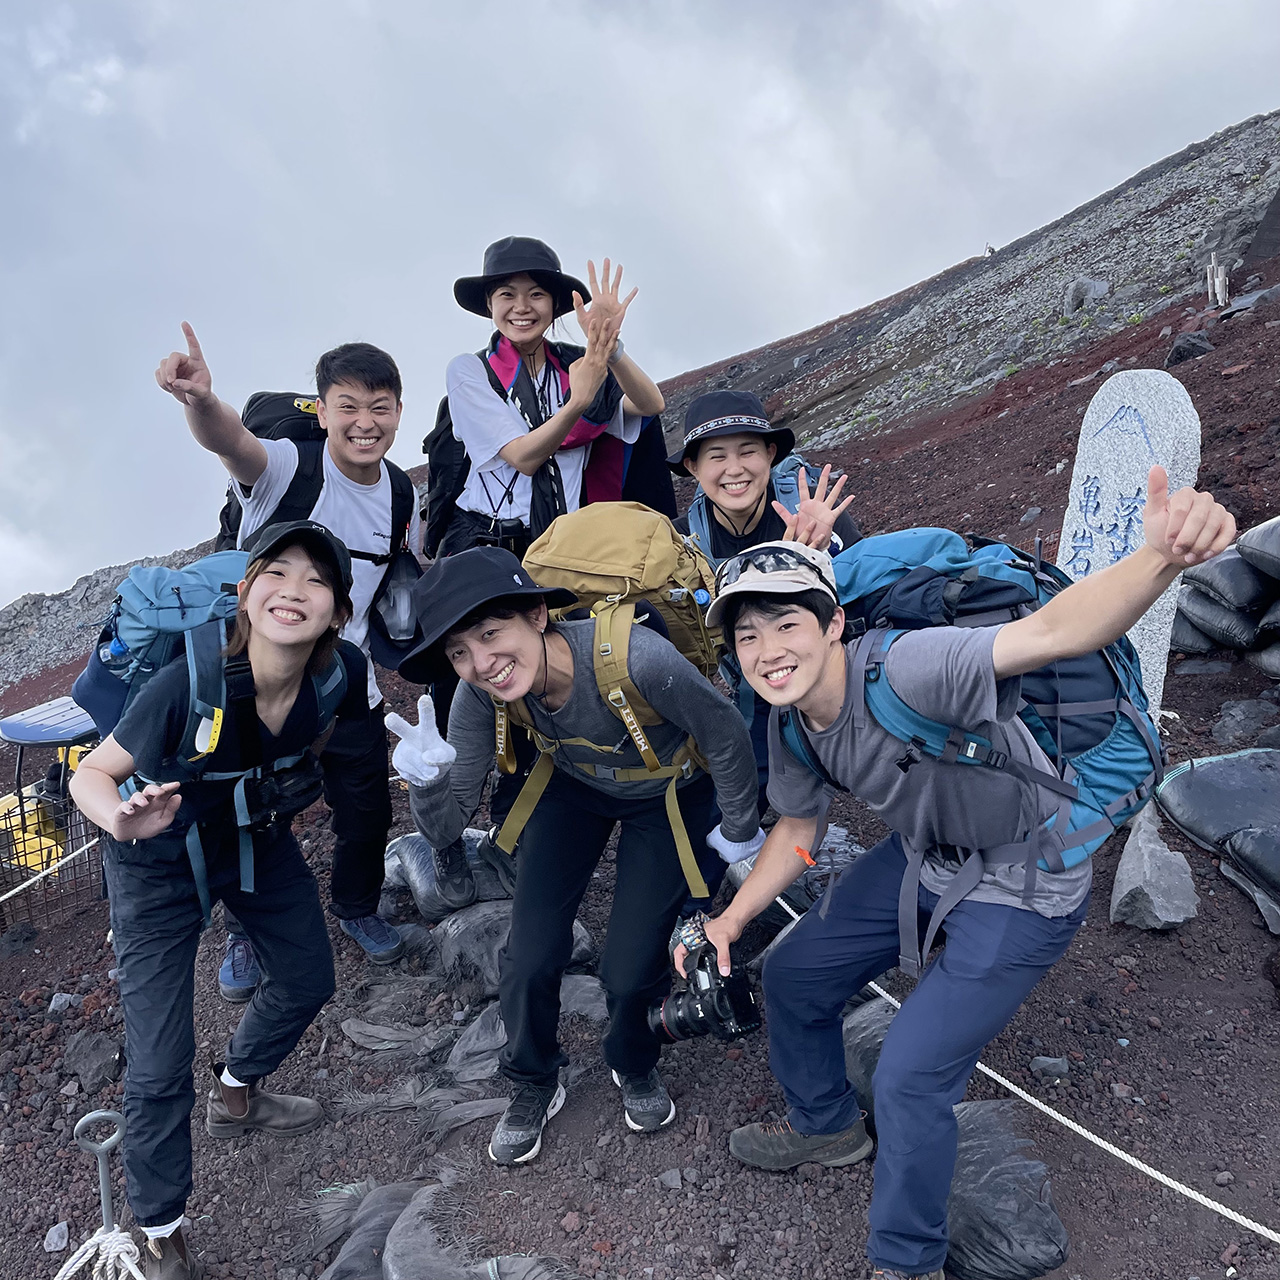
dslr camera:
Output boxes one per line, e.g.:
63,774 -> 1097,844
474,517 -> 530,558
648,914 -> 762,1043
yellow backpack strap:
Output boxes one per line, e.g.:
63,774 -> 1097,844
593,602 -> 662,773
663,738 -> 709,898
491,696 -> 534,775
494,751 -> 555,854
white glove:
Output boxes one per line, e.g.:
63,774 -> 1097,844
385,695 -> 457,787
706,824 -> 766,865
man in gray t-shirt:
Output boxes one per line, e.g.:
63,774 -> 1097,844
686,469 -> 1234,1280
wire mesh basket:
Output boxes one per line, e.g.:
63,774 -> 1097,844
0,788 -> 103,933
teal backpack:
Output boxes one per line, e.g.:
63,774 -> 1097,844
779,528 -> 1165,973
73,550 -> 348,925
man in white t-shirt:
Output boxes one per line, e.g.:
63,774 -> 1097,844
156,324 -> 418,981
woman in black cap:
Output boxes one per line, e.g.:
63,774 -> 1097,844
437,236 -> 669,560
390,546 -> 760,1166
70,522 -> 370,1280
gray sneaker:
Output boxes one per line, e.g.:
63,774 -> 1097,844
611,1068 -> 676,1132
432,837 -> 477,911
488,1081 -> 565,1164
729,1114 -> 873,1171
475,825 -> 518,897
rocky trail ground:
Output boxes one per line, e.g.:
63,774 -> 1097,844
2,117 -> 1280,1280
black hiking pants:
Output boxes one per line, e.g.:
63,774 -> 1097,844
499,768 -> 715,1088
105,829 -> 334,1227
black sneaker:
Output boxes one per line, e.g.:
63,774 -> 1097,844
474,825 -> 518,897
431,837 -> 477,911
729,1114 -> 873,1171
611,1068 -> 676,1132
872,1269 -> 945,1279
488,1081 -> 565,1164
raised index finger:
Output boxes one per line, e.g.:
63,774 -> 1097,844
181,321 -> 204,362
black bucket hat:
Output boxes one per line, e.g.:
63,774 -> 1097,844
398,546 -> 578,683
667,389 -> 795,474
243,520 -> 355,606
454,237 -> 590,320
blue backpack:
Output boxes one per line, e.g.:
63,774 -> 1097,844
685,453 -> 846,568
779,528 -> 1165,972
72,550 -> 348,925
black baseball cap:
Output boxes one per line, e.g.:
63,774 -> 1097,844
667,389 -> 795,473
243,520 -> 355,598
398,545 -> 577,683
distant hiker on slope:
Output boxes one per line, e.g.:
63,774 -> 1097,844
156,328 -> 415,985
71,523 -> 368,1280
685,470 -> 1235,1280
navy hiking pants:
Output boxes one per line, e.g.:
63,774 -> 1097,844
105,830 -> 335,1227
762,833 -> 1086,1275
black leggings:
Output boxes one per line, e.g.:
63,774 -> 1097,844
499,768 -> 715,1086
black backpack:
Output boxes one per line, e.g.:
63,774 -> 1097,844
422,358 -> 507,557
215,393 -> 330,551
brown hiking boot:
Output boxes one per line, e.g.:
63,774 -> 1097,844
205,1063 -> 324,1138
729,1113 -> 873,1171
144,1229 -> 204,1279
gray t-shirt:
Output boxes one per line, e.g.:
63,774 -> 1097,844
766,627 -> 1091,917
410,619 -> 759,849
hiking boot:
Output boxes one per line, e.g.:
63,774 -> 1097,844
206,1065 -> 324,1139
217,934 -> 260,1003
872,1270 -> 945,1279
339,914 -> 405,964
432,836 -> 477,911
488,1081 -> 565,1164
611,1068 -> 676,1132
475,824 -> 518,897
729,1113 -> 873,1171
144,1229 -> 204,1279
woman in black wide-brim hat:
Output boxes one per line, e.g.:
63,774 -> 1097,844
431,236 -> 672,561
388,546 -> 760,1167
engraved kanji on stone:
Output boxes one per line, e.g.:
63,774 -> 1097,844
1105,486 -> 1146,562
1064,529 -> 1094,578
1078,475 -> 1104,532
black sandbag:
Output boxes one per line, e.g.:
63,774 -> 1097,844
1238,514 -> 1280,580
1176,585 -> 1259,650
1224,825 -> 1280,899
434,900 -> 593,996
1169,611 -> 1220,655
1256,599 -> 1280,646
1155,749 -> 1280,848
1246,643 -> 1280,678
946,1101 -> 1070,1280
317,1183 -> 422,1280
386,830 -> 510,924
728,825 -> 866,932
1184,547 -> 1278,611
840,999 -> 1068,1280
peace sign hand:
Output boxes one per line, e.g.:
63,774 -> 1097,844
776,465 -> 855,550
155,322 -> 214,407
111,782 -> 182,842
1142,465 -> 1236,567
573,259 -> 638,347
386,695 -> 458,787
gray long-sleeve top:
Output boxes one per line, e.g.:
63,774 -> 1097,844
409,619 -> 758,848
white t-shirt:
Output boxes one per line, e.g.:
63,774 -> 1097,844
445,352 -> 637,523
234,439 -> 421,707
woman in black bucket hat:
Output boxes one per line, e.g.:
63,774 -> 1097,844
388,546 -> 760,1166
434,236 -> 668,561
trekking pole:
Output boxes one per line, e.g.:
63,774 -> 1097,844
54,1111 -> 146,1280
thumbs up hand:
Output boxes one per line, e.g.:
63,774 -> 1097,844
1142,465 -> 1236,568
386,695 -> 457,787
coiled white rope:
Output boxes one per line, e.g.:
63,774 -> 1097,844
52,1225 -> 146,1280
864,979 -> 1280,1247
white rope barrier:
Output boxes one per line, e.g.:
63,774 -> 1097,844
0,835 -> 99,905
52,1225 -> 147,1280
769,895 -> 1280,1247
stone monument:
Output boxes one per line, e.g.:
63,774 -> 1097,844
1057,370 -> 1202,715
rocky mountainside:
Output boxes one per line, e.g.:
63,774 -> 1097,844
660,109 -> 1280,453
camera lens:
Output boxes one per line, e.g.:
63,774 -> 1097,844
647,988 -> 711,1043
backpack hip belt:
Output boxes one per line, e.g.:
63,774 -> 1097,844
492,705 -> 711,899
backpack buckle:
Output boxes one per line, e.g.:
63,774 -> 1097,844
895,738 -> 926,774
594,765 -> 618,781
987,749 -> 1008,769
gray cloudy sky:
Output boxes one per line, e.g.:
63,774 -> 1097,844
2,0 -> 1279,606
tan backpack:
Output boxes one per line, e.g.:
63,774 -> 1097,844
490,502 -> 724,896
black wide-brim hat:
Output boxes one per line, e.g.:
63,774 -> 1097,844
667,389 -> 795,473
398,545 -> 578,684
243,519 -> 355,604
454,237 -> 590,320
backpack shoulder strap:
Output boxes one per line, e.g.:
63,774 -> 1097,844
312,655 -> 348,729
180,620 -> 232,766
684,495 -> 716,564
778,707 -> 844,792
592,603 -> 662,772
262,440 -> 326,530
476,350 -> 508,399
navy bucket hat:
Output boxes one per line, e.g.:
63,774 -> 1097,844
667,389 -> 795,474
